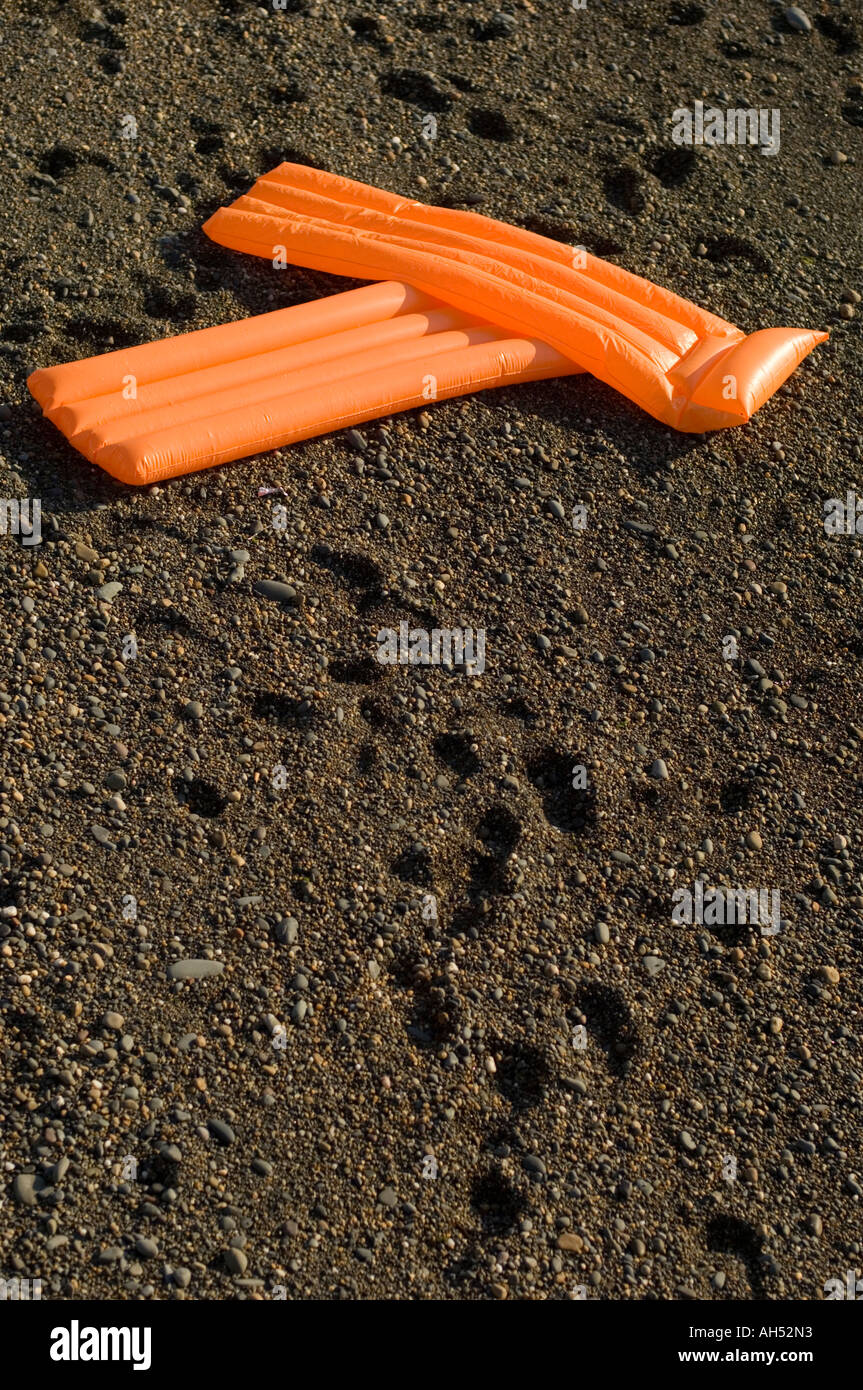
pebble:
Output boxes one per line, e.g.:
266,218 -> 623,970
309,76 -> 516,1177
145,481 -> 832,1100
97,581 -> 122,602
13,1172 -> 39,1206
561,1076 -> 587,1095
274,916 -> 299,945
253,580 -> 297,604
784,6 -> 812,33
744,830 -> 763,851
224,1248 -> 248,1275
102,1011 -> 124,1030
167,959 -> 225,980
649,758 -> 668,780
208,1117 -> 236,1145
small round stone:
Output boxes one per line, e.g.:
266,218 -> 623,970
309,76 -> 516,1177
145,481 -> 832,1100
224,1248 -> 248,1275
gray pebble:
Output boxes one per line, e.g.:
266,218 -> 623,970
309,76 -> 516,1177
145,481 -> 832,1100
224,1248 -> 248,1275
208,1117 -> 236,1146
51,1156 -> 70,1184
168,959 -> 225,980
784,6 -> 812,33
13,1172 -> 39,1206
275,916 -> 299,945
97,1247 -> 124,1264
561,1075 -> 588,1095
523,1154 -> 547,1176
253,580 -> 297,605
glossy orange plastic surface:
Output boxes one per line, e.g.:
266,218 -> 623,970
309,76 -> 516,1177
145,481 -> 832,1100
204,163 -> 827,432
29,164 -> 827,484
28,281 -> 577,484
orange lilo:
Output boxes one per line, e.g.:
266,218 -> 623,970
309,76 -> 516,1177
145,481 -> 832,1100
28,163 -> 826,484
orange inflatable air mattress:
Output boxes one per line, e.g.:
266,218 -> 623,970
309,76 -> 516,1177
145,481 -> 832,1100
28,282 -> 578,485
28,164 -> 826,485
204,163 -> 827,434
